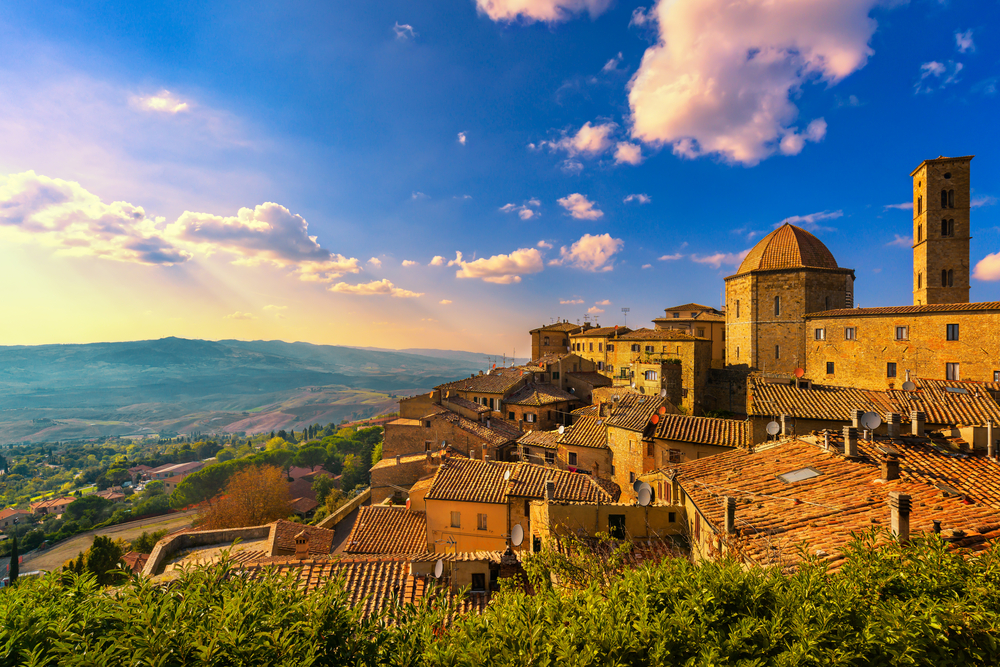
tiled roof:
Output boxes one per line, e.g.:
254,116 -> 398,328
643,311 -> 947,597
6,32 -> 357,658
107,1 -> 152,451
290,497 -> 319,514
673,438 -> 1000,570
29,497 -> 75,510
122,551 -> 149,573
530,321 -> 583,333
517,429 -> 560,449
439,411 -> 523,446
665,303 -> 717,312
735,223 -> 841,276
606,393 -> 669,432
805,301 -> 1000,318
343,506 -> 428,554
0,508 -> 30,520
571,404 -> 599,416
618,328 -> 703,341
557,415 -> 608,449
425,458 -> 619,504
528,353 -> 575,367
654,414 -> 749,448
569,326 -> 630,338
566,372 -> 612,387
504,383 -> 577,407
437,368 -> 526,395
267,520 -> 336,556
444,395 -> 490,413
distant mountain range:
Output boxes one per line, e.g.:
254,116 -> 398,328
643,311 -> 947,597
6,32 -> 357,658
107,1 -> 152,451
0,337 -> 506,443
353,346 -> 528,366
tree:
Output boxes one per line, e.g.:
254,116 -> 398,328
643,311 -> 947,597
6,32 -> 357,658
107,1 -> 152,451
311,475 -> 337,506
199,465 -> 291,530
340,454 -> 365,491
84,536 -> 124,586
8,536 -> 18,585
294,446 -> 326,471
64,496 -> 113,523
216,447 -> 237,463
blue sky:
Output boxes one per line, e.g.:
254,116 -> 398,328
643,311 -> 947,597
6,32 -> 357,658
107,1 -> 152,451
0,0 -> 997,353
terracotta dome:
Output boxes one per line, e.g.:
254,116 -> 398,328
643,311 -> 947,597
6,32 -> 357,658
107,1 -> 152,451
735,224 -> 838,275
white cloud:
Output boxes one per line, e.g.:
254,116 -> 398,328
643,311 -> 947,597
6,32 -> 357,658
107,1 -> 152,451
624,193 -> 652,204
430,255 -> 446,266
972,195 -> 998,208
544,121 -> 617,157
518,209 -> 536,220
411,191 -> 429,200
439,299 -> 453,304
458,131 -> 468,145
884,202 -> 913,211
557,193 -> 603,220
886,235 -> 912,248
614,142 -> 643,165
501,199 -> 542,220
602,53 -> 623,72
628,0 -> 878,165
776,209 -> 842,232
453,247 -> 544,284
973,253 -> 1000,281
560,298 -> 585,304
550,233 -> 623,272
691,249 -> 751,269
393,22 -> 417,40
588,306 -> 605,314
130,90 -> 190,114
658,253 -> 684,261
955,29 -> 975,54
595,299 -> 611,305
561,159 -> 584,174
263,304 -> 287,312
630,6 -> 653,27
473,0 -> 612,23
537,240 -> 553,249
642,263 -> 653,269
368,257 -> 382,268
225,311 -> 256,320
528,198 -> 541,207
402,260 -> 419,267
916,61 -> 963,93
329,279 -> 423,298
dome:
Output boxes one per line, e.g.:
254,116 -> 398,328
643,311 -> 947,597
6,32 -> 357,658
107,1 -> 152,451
735,224 -> 839,275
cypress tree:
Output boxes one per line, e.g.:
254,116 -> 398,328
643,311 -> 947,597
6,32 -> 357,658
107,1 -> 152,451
8,536 -> 18,584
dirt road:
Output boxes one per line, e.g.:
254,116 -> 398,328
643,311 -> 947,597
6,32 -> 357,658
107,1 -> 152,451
22,509 -> 199,572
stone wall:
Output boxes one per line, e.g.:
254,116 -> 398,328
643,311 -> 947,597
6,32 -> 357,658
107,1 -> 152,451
317,487 -> 371,529
142,525 -> 271,577
606,425 -> 652,500
912,157 -> 971,305
370,454 -> 439,504
702,368 -> 750,415
383,415 -> 492,460
556,444 -> 612,478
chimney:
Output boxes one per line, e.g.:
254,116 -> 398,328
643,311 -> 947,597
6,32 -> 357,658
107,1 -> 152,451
910,411 -> 926,437
545,480 -> 555,501
823,430 -> 830,451
425,450 -> 432,463
889,492 -> 911,543
881,456 -> 900,481
933,519 -> 941,534
396,454 -> 401,465
724,496 -> 737,534
780,414 -> 788,436
470,449 -> 476,461
988,420 -> 996,458
843,426 -> 858,457
886,412 -> 901,438
851,409 -> 862,428
294,530 -> 310,560
484,455 -> 490,463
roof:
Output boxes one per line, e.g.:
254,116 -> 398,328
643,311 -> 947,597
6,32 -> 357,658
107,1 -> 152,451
0,507 -> 31,520
569,326 -> 630,338
343,506 -> 428,554
566,371 -> 612,387
93,490 -> 126,501
149,461 -> 203,476
443,395 -> 490,413
665,302 -> 717,312
438,410 -> 523,446
805,301 -> 1000,318
527,352 -> 575,367
122,551 -> 149,573
517,429 -> 560,449
425,458 -> 620,505
618,328 -> 704,341
672,437 -> 1000,570
30,497 -> 75,510
654,414 -> 750,448
530,321 -> 584,333
557,415 -> 608,449
289,497 -> 320,514
267,520 -> 337,556
734,224 -> 841,276
437,367 -> 526,395
504,382 -> 577,407
605,393 -> 669,432
910,154 -> 974,176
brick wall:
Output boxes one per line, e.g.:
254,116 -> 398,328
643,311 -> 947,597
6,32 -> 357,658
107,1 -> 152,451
370,455 -> 439,504
606,425 -> 651,500
912,158 -> 971,305
383,416 -> 493,460
557,444 -> 612,478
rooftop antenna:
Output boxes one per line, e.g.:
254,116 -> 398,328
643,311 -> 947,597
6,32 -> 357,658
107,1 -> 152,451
861,412 -> 882,440
621,307 -> 630,327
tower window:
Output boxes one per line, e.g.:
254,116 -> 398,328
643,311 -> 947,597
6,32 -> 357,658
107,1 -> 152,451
917,225 -> 922,242
775,344 -> 780,359
826,362 -> 835,375
949,190 -> 955,208
774,296 -> 781,317
887,362 -> 897,378
736,300 -> 740,318
946,363 -> 960,381
942,270 -> 948,287
944,172 -> 952,179
946,324 -> 959,341
917,273 -> 922,289
942,219 -> 955,237
917,196 -> 922,215
941,189 -> 948,208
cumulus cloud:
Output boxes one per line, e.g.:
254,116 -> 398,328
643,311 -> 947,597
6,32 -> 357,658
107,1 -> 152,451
595,299 -> 611,305
458,131 -> 467,145
776,209 -> 842,232
691,249 -> 751,269
561,159 -> 584,174
550,233 -> 623,272
411,191 -> 429,200
430,255 -> 446,266
588,306 -> 605,314
628,0 -> 878,165
658,252 -> 684,261
329,279 -> 423,298
624,193 -> 652,204
500,199 -> 541,220
916,61 -> 963,93
884,202 -> 913,211
642,263 -> 653,269
544,121 -> 617,158
439,299 -> 453,304
537,240 -> 553,249
973,253 -> 1000,281
955,29 -> 975,54
614,142 -> 643,165
130,90 -> 190,114
557,193 -> 603,220
473,0 -> 612,23
368,257 -> 382,268
402,260 -> 419,267
560,298 -> 585,304
393,22 -> 417,40
452,247 -> 544,284
225,311 -> 256,320
886,235 -> 912,248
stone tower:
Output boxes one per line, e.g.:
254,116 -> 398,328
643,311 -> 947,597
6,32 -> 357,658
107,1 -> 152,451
911,155 -> 973,305
725,224 -> 855,375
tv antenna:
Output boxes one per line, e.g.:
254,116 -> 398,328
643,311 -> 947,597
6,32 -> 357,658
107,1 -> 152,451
621,307 -> 630,327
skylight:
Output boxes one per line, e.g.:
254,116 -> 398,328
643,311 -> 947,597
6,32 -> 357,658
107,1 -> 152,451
944,387 -> 968,394
776,467 -> 821,484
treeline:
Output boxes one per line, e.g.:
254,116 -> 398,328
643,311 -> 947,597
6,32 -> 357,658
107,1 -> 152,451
2,532 -> 999,664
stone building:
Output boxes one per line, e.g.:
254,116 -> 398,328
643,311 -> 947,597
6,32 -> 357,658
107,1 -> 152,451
529,321 -> 590,360
652,303 -> 727,367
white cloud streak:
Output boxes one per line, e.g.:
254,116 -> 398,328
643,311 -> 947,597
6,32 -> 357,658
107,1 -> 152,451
623,193 -> 651,204
329,279 -> 423,298
886,235 -> 912,247
393,22 -> 417,40
955,30 -> 975,54
130,90 -> 191,114
473,0 -> 612,23
691,249 -> 751,269
776,209 -> 842,232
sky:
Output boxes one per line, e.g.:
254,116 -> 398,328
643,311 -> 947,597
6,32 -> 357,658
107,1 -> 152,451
0,0 -> 997,354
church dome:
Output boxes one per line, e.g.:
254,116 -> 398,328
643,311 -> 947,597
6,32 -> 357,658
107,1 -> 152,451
735,223 -> 839,275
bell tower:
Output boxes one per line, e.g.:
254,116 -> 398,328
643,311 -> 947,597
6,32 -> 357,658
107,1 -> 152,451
911,156 -> 973,305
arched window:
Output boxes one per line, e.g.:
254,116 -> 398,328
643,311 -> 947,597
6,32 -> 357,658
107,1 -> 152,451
942,219 -> 948,236
948,219 -> 955,236
917,196 -> 922,214
942,269 -> 948,287
948,269 -> 954,287
941,190 -> 948,208
948,190 -> 955,208
774,295 -> 781,317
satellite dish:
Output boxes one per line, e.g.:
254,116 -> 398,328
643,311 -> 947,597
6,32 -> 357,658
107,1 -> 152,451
638,487 -> 651,506
794,368 -> 805,379
902,381 -> 916,391
612,395 -> 620,403
511,524 -> 524,547
650,414 -> 660,425
503,469 -> 511,481
861,412 -> 882,430
433,558 -> 444,578
658,406 -> 667,415
766,421 -> 781,436
558,425 -> 565,434
632,479 -> 644,493
639,481 -> 653,498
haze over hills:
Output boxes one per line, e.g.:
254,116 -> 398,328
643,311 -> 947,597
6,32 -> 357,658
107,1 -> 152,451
0,337 -> 495,444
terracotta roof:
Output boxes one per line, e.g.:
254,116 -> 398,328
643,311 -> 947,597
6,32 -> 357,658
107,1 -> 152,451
290,497 -> 319,514
805,301 -> 1000,318
0,508 -> 30,521
343,506 -> 428,554
29,497 -> 75,511
530,321 -> 584,333
606,393 -> 669,432
517,429 -> 560,449
566,372 -> 612,387
734,224 -> 841,276
267,520 -> 336,556
527,353 -> 575,367
443,395 -> 489,413
569,326 -> 630,338
673,438 -> 1000,570
504,383 -> 577,407
618,328 -> 703,341
557,415 -> 608,449
665,303 -> 717,312
571,404 -> 600,416
425,458 -> 619,504
654,414 -> 750,448
437,368 -> 526,395
439,411 -> 523,446
121,551 -> 149,573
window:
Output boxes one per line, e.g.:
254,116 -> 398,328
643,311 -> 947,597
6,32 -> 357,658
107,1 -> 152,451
524,499 -> 530,515
662,345 -> 669,352
917,272 -> 922,289
597,361 -> 604,371
668,512 -> 676,523
545,451 -> 555,464
629,472 -> 636,484
949,189 -> 955,208
947,323 -> 959,341
645,345 -> 654,353
815,328 -> 826,341
845,327 -> 856,340
994,371 -> 1000,383
776,467 -> 822,484
696,327 -> 705,337
736,300 -> 740,318
917,224 -> 922,242
647,442 -> 654,456
887,362 -> 897,378
631,344 -> 640,352
826,361 -> 835,375
644,370 -> 658,381
608,365 -> 614,373
471,573 -> 486,591
942,270 -> 948,287
774,295 -> 781,316
672,312 -> 680,318
589,343 -> 593,352
424,421 -> 431,428
917,196 -> 922,214
608,514 -> 626,539
775,344 -> 780,359
525,413 -> 536,423
895,326 -> 908,340
941,189 -> 948,208
598,343 -> 603,352
552,371 -> 559,380
568,451 -> 578,466
450,511 -> 461,528
424,440 -> 432,451
942,218 -> 954,236
948,269 -> 954,287
508,411 -> 515,420
477,513 -> 487,531
947,363 -> 960,381
607,344 -> 614,352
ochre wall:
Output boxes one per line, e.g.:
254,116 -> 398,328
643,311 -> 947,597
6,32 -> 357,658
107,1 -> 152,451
425,499 -> 508,553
